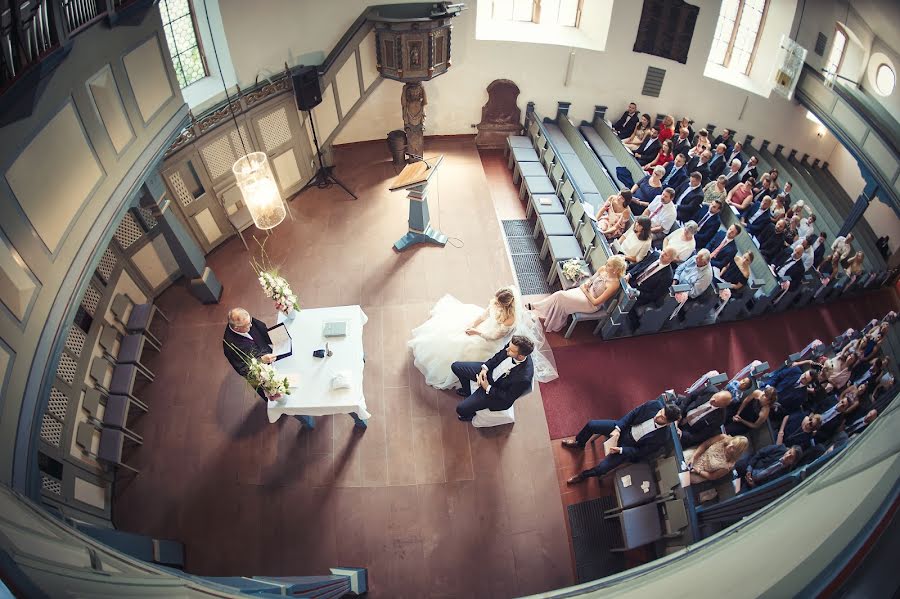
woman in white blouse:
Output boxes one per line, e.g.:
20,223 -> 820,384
612,216 -> 652,264
663,221 -> 698,262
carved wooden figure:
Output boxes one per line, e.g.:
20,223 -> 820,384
402,82 -> 427,160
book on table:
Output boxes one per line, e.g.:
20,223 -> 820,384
268,323 -> 293,360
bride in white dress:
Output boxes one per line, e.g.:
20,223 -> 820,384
409,286 -> 558,389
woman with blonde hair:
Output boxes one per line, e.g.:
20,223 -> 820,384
410,286 -> 558,388
684,434 -> 750,484
658,114 -> 676,143
528,256 -> 626,333
703,174 -> 728,205
623,113 -> 652,151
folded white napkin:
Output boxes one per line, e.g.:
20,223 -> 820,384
331,370 -> 352,390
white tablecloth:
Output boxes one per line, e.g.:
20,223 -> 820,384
266,305 -> 370,423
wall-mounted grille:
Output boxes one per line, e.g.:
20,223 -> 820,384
642,66 -> 666,97
81,282 -> 101,317
57,352 -> 77,384
64,326 -> 86,357
41,475 -> 62,495
47,388 -> 69,421
258,106 -> 292,151
814,33 -> 827,56
168,170 -> 194,207
200,125 -> 249,180
40,413 -> 62,447
114,212 -> 143,250
96,246 -> 117,283
137,206 -> 158,230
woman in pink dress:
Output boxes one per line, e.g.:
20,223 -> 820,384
527,256 -> 627,333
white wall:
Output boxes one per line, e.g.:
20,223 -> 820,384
217,0 -> 852,162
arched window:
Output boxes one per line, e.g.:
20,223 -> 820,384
492,0 -> 582,27
709,0 -> 769,75
824,26 -> 848,83
159,0 -> 209,89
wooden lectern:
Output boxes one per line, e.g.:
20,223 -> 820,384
389,155 -> 447,251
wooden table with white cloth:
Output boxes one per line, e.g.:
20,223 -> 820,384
266,305 -> 370,429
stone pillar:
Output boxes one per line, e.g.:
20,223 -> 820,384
142,173 -> 223,304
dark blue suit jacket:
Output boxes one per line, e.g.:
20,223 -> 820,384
672,182 -> 705,222
693,207 -> 722,248
708,154 -> 727,179
615,398 -> 670,460
705,231 -> 738,269
766,365 -> 808,413
481,345 -> 534,410
744,206 -> 772,237
661,163 -> 688,189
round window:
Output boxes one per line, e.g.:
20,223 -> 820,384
875,63 -> 895,96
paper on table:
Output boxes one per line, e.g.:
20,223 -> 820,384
285,373 -> 302,389
269,324 -> 292,358
621,474 -> 632,488
539,197 -> 553,206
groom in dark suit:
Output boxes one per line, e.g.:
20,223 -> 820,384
451,336 -> 535,421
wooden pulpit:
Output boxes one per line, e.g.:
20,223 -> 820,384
388,155 -> 447,251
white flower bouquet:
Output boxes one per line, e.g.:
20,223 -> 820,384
246,357 -> 291,399
561,258 -> 589,282
251,240 -> 300,315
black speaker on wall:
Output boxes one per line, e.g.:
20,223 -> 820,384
293,65 -> 322,110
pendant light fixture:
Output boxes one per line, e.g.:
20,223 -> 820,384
203,0 -> 285,230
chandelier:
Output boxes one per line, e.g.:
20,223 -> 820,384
232,152 -> 285,229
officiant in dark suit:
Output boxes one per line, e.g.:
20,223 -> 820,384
223,307 -> 276,401
451,336 -> 535,421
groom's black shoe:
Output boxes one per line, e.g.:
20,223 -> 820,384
458,415 -> 474,421
455,388 -> 468,397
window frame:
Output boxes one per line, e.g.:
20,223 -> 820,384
716,0 -> 770,75
492,0 -> 583,28
160,0 -> 210,90
824,25 -> 849,79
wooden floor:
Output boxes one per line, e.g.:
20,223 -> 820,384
113,138 -> 577,598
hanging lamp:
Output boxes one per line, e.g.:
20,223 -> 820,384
201,0 -> 286,230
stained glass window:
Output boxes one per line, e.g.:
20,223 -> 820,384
160,0 -> 208,89
709,0 -> 768,75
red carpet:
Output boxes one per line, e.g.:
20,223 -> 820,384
540,288 -> 900,439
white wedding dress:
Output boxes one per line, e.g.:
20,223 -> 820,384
408,288 -> 558,389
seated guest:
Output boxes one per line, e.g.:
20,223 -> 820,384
772,244 -> 806,292
725,181 -> 754,214
783,215 -> 801,246
816,391 -> 859,441
726,376 -> 754,401
777,412 -> 822,449
742,195 -> 773,237
798,214 -> 816,239
831,233 -> 855,263
643,139 -> 674,173
693,200 -> 723,249
739,155 -> 759,182
673,172 -> 705,222
691,128 -> 711,154
630,165 -> 665,211
688,150 -> 713,183
223,307 -> 277,402
760,219 -> 789,263
725,387 -> 777,435
768,168 -> 780,187
612,216 -> 652,264
770,195 -> 786,222
530,256 -> 625,333
632,127 -> 661,165
781,181 -> 793,207
766,362 -> 817,415
596,191 -> 632,240
723,158 -> 744,190
792,234 -> 817,270
679,116 -> 695,141
812,231 -> 828,268
663,221 -> 698,262
844,408 -> 878,436
622,113 -> 652,151
708,144 -> 729,179
673,249 -> 713,300
752,173 -> 770,196
822,352 -> 860,390
786,198 -> 804,220
725,142 -> 744,168
719,250 -> 754,291
713,128 -> 734,149
660,153 -> 688,188
643,187 -> 677,241
684,434 -> 750,484
702,174 -> 728,205
843,252 -> 865,277
452,337 -> 535,421
562,399 -> 682,483
627,248 -> 678,317
658,114 -> 676,143
612,102 -> 640,139
677,388 -> 733,446
705,224 -> 741,270
735,444 -> 803,491
817,252 -> 841,279
672,128 -> 693,158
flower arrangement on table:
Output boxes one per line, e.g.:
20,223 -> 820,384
251,240 -> 300,317
561,258 -> 590,282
